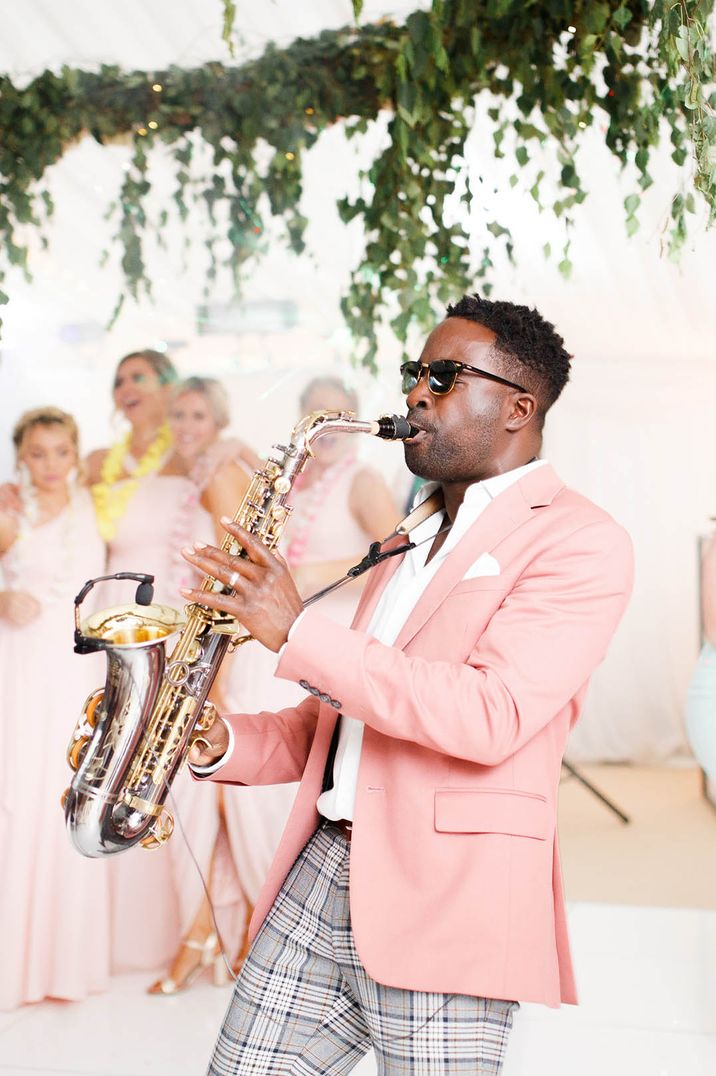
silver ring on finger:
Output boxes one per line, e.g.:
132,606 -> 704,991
228,570 -> 240,589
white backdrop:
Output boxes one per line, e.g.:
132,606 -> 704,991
2,0 -> 716,762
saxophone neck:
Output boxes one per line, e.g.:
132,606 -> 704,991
287,409 -> 412,466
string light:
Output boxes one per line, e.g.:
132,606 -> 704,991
137,127 -> 148,136
578,120 -> 587,128
304,106 -> 315,115
152,83 -> 163,92
285,151 -> 295,161
568,25 -> 576,33
148,120 -> 159,129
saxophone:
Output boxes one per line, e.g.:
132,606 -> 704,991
63,410 -> 412,858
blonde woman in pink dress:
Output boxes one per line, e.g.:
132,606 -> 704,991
0,408 -> 109,1010
85,354 -> 259,975
153,376 -> 401,995
191,376 -> 401,974
144,377 -> 260,994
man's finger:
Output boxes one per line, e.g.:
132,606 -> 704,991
220,518 -> 275,567
182,546 -> 260,587
178,586 -> 242,615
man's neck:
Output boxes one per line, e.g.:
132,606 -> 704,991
441,455 -> 538,522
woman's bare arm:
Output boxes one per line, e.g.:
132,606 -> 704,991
292,466 -> 401,596
201,460 -> 252,546
85,448 -> 109,486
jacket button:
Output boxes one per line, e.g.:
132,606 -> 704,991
330,699 -> 342,710
309,686 -> 320,696
319,692 -> 331,703
299,679 -> 310,690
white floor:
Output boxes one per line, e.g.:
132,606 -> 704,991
1,903 -> 715,1076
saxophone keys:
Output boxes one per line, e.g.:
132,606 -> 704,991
67,736 -> 89,772
139,809 -> 175,850
228,632 -> 254,651
194,701 -> 217,732
184,640 -> 202,663
83,688 -> 104,729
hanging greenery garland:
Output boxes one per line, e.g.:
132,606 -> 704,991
0,0 -> 714,368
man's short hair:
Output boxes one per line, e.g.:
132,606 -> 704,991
446,294 -> 571,414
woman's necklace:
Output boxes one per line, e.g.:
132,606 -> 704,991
92,422 -> 173,541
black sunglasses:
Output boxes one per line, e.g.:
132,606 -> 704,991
400,359 -> 527,397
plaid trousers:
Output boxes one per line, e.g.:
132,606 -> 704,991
207,823 -> 516,1075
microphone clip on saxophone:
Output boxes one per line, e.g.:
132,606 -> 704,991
73,572 -> 156,653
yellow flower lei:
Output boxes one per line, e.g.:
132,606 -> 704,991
92,422 -> 173,541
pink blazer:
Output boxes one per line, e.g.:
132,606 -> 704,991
208,465 -> 633,1007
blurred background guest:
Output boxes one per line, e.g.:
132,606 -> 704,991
285,375 -> 401,613
0,407 -> 109,1010
687,532 -> 716,781
208,376 -> 402,973
148,375 -> 259,994
98,365 -> 260,978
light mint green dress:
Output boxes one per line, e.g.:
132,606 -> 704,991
687,642 -> 716,780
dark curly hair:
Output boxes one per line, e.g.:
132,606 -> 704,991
446,294 -> 571,415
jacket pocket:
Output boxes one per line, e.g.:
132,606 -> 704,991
434,788 -> 548,840
445,577 -> 508,595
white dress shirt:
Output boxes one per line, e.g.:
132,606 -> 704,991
317,459 -> 546,821
192,460 -> 546,803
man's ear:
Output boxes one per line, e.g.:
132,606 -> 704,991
505,393 -> 537,431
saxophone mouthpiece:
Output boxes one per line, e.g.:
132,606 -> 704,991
373,414 -> 415,441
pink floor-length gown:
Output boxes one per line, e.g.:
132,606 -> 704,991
102,470 -> 217,971
103,462 -> 291,969
0,490 -> 110,1010
218,455 -> 377,905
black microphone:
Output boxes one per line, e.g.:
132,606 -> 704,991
135,580 -> 154,605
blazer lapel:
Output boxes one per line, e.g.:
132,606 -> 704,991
351,491 -> 446,631
393,464 -> 564,650
351,535 -> 409,631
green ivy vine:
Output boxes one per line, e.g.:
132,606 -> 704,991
1,0 -> 714,368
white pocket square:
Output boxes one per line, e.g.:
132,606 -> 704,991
462,552 -> 501,579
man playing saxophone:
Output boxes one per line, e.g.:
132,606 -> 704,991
180,293 -> 634,1076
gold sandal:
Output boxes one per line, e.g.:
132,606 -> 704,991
147,932 -> 230,995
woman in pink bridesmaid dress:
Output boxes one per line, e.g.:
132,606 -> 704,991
80,350 -> 259,977
93,366 -> 258,977
145,377 -> 283,995
0,408 -> 109,1010
175,376 -> 400,983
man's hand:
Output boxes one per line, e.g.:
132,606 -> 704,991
188,716 -> 230,768
0,590 -> 42,626
180,518 -> 304,652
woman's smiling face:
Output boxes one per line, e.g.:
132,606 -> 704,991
112,356 -> 166,425
168,390 -> 220,463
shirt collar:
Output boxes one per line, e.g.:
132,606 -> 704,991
410,458 -> 548,512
